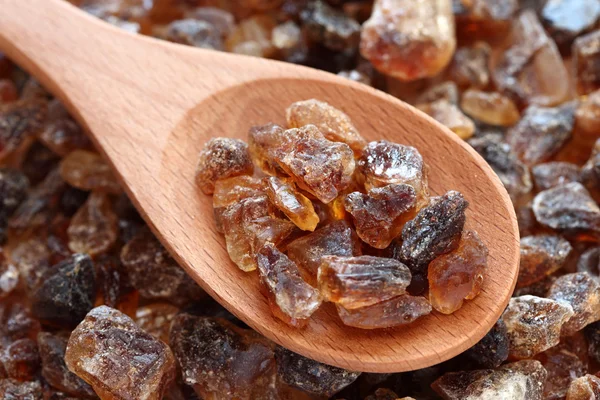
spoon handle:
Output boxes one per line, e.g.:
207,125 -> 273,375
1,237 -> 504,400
0,0 -> 256,185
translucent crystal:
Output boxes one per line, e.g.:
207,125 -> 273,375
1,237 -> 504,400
0,254 -> 18,299
468,134 -> 532,204
447,42 -> 491,89
220,195 -> 295,271
0,301 -> 40,345
184,7 -> 234,39
285,99 -> 367,154
264,176 -> 319,231
360,0 -> 455,80
20,78 -> 49,100
120,229 -> 205,305
417,100 -> 475,140
10,237 -> 52,291
532,162 -> 582,191
318,255 -> 411,309
37,332 -> 97,398
170,314 -> 276,400
0,168 -> 29,224
300,1 -> 361,52
39,114 -> 90,157
9,168 -> 66,233
65,306 -> 176,400
275,346 -> 360,397
453,0 -> 518,39
59,150 -> 120,194
575,90 -> 600,133
503,295 -> 574,359
357,140 -> 429,209
0,168 -> 28,243
336,294 -> 431,329
1,338 -> 40,381
195,137 -> 254,195
578,246 -> 600,276
213,176 -> 264,209
316,193 -> 349,224
30,254 -> 96,328
534,341 -> 587,400
164,19 -> 223,49
463,318 -> 509,368
415,81 -> 459,105
460,90 -> 520,127
0,379 -> 42,399
541,0 -> 600,50
566,374 -> 600,400
344,184 -> 416,249
582,138 -> 600,198
507,103 -> 575,165
272,21 -> 307,62
256,243 -> 321,324
548,272 -> 600,336
432,360 -> 547,400
399,191 -> 468,274
67,192 -> 118,256
247,123 -> 288,175
517,235 -> 572,288
212,175 -> 264,232
274,125 -> 355,203
532,182 -> 600,240
134,303 -> 179,344
225,15 -> 276,57
0,99 -> 47,160
286,220 -> 362,285
573,30 -> 600,95
491,10 -> 569,106
428,231 -> 488,314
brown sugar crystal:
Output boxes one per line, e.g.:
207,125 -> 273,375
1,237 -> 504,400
360,0 -> 456,80
286,220 -> 362,285
503,295 -> 574,359
428,231 -> 488,314
264,176 -> 319,231
59,150 -> 121,194
286,99 -> 367,154
357,140 -> 429,209
274,125 -> 355,204
195,137 -> 254,195
65,306 -> 176,400
318,255 -> 411,309
336,294 -> 432,329
344,183 -> 416,249
256,243 -> 322,325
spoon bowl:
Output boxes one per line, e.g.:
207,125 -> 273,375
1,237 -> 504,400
0,0 -> 519,372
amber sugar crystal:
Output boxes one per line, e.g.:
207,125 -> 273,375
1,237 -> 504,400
428,231 -> 488,314
360,0 -> 456,80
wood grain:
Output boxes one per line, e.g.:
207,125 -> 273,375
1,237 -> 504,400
0,0 -> 520,373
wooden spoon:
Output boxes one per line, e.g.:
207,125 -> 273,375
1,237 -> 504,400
0,0 -> 519,373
